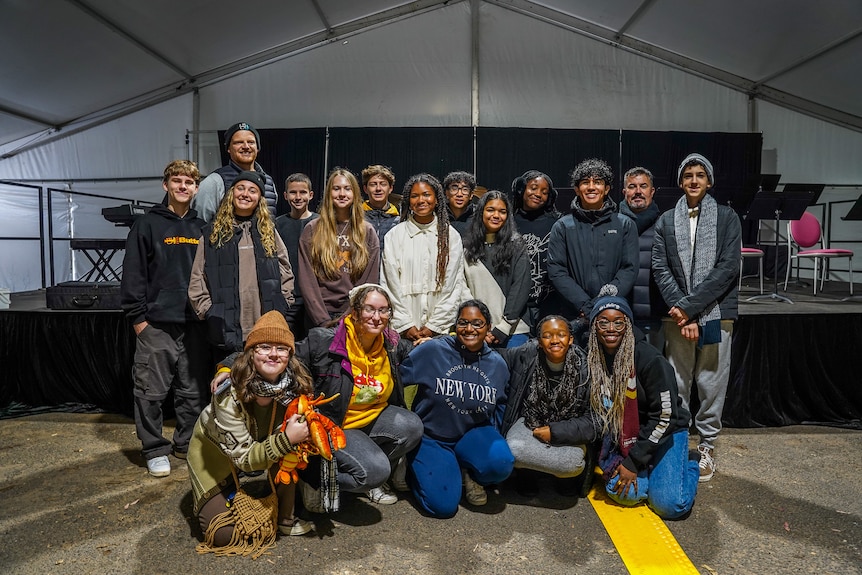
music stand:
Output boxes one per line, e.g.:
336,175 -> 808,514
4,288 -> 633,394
841,194 -> 862,221
782,183 -> 825,206
744,190 -> 814,304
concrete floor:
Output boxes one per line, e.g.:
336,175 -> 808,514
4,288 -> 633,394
0,413 -> 859,575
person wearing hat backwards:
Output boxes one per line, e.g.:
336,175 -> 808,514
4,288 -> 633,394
586,285 -> 699,519
192,122 -> 278,223
188,311 -> 317,544
651,153 -> 741,482
189,171 -> 295,359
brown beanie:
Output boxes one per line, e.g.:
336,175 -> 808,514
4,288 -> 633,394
244,311 -> 295,352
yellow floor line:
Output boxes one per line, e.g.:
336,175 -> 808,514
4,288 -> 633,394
587,483 -> 699,575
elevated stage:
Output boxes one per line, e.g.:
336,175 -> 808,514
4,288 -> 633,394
2,279 -> 861,428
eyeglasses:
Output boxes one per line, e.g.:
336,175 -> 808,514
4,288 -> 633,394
596,318 -> 627,332
254,344 -> 291,357
448,185 -> 471,196
456,319 -> 487,330
361,306 -> 392,318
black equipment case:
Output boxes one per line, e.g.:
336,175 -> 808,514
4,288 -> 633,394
46,281 -> 122,311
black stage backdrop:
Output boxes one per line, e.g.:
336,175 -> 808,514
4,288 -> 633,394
476,127 -> 620,198
725,314 -> 862,428
1,310 -> 135,417
218,127 -> 762,217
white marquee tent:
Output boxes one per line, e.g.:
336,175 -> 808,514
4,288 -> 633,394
1,0 -> 861,291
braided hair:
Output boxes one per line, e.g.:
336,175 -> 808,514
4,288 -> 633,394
400,173 -> 451,291
586,314 -> 636,440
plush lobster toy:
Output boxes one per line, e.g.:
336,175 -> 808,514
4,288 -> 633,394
275,393 -> 346,485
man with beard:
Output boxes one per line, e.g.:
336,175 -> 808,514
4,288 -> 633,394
619,167 -> 666,346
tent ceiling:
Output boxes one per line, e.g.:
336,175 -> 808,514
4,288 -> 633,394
1,0 -> 860,154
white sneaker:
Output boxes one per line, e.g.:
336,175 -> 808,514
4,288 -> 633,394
390,457 -> 409,492
146,455 -> 170,477
462,470 -> 487,506
279,518 -> 314,536
698,445 -> 716,482
366,484 -> 398,505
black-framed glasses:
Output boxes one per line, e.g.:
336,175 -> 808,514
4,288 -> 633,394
361,306 -> 392,318
596,318 -> 627,332
456,318 -> 487,330
254,344 -> 291,357
448,184 -> 471,195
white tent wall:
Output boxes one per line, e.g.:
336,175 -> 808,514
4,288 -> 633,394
197,2 -> 474,136
0,97 -> 193,292
478,2 -> 749,131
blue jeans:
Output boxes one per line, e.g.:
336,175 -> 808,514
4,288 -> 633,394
505,333 -> 529,348
604,429 -> 699,519
409,426 -> 514,518
335,405 -> 423,493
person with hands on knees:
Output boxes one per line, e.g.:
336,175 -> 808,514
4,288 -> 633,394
295,283 -> 424,510
188,311 -> 316,549
400,300 -> 515,518
497,315 -> 595,497
586,285 -> 698,519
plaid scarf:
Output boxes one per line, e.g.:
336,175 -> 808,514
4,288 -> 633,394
522,346 -> 585,429
247,370 -> 298,406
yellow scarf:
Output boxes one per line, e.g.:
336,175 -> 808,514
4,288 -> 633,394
342,315 -> 393,429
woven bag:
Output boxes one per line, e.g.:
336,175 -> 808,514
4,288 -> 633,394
196,406 -> 280,559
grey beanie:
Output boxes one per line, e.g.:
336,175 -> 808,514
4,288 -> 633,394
677,153 -> 714,186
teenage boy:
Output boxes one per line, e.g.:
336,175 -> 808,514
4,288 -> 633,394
443,171 -> 477,236
192,122 -> 277,222
121,160 -> 210,477
361,165 -> 399,251
547,158 -> 638,325
275,173 -> 320,338
652,153 -> 741,482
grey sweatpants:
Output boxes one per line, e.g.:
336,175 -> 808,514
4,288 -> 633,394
663,318 -> 734,450
505,418 -> 586,478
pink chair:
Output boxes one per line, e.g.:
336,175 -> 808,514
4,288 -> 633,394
740,247 -> 764,294
784,212 -> 854,295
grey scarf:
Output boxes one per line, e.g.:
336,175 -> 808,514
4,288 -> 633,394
673,194 -> 720,325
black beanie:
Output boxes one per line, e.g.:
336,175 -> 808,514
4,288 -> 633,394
224,122 -> 261,150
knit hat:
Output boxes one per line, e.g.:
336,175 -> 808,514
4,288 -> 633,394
244,310 -> 295,352
589,285 -> 634,325
224,122 -> 261,150
677,153 -> 714,186
233,170 -> 266,194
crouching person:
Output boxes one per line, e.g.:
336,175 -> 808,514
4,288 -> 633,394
189,311 -> 315,556
586,286 -> 699,519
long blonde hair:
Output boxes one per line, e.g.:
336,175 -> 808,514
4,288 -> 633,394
310,167 -> 369,281
209,181 -> 277,256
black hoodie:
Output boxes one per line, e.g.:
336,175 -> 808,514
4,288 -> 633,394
120,204 -> 205,325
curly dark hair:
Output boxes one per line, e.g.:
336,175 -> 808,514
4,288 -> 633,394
570,158 -> 614,189
463,190 -> 524,275
442,171 -> 476,192
399,173 -> 451,290
510,170 -> 560,215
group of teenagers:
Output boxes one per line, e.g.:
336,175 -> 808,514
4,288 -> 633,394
120,122 -> 741,549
